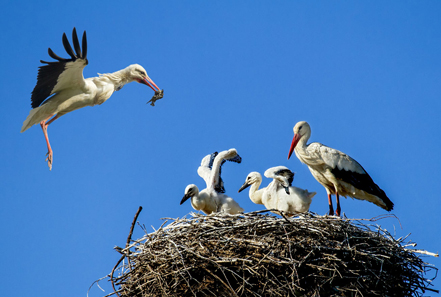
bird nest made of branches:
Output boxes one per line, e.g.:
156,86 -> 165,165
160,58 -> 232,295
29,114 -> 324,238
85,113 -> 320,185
104,210 -> 438,297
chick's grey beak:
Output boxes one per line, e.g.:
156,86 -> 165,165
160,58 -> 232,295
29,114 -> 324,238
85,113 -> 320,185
180,194 -> 191,205
238,182 -> 251,193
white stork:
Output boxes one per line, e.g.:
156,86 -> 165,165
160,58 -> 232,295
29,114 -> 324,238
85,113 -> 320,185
21,28 -> 161,170
238,166 -> 315,216
181,149 -> 244,215
287,121 -> 394,216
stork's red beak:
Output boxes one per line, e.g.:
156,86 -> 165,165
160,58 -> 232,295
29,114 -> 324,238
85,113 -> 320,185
288,133 -> 301,160
140,76 -> 160,92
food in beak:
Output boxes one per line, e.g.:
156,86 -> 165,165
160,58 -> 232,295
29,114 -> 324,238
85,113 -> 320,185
147,89 -> 164,106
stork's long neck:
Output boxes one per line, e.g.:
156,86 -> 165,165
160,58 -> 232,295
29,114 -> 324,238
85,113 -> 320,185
190,188 -> 203,210
295,132 -> 322,166
248,178 -> 264,205
98,67 -> 133,89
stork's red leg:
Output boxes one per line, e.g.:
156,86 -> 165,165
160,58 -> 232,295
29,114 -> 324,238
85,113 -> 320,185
335,193 -> 341,217
40,115 -> 59,170
327,193 -> 334,216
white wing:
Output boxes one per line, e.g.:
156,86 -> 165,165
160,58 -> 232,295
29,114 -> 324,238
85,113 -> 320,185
197,153 -> 215,188
308,142 -> 366,174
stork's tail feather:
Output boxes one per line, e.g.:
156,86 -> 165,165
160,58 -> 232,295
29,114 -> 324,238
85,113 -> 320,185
21,105 -> 52,132
21,108 -> 40,132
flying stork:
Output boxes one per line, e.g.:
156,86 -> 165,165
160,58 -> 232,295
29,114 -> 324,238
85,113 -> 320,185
21,28 -> 161,170
238,166 -> 315,216
181,148 -> 244,215
287,121 -> 394,216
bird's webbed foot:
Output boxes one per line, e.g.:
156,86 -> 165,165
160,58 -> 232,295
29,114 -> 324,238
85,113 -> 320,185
45,151 -> 53,170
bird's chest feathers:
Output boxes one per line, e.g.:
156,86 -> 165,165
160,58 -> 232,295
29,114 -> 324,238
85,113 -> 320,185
93,83 -> 115,105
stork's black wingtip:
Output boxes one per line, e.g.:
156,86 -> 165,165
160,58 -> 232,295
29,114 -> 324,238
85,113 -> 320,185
82,31 -> 87,60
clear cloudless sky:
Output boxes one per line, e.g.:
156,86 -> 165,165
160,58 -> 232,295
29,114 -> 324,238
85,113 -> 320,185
1,1 -> 440,296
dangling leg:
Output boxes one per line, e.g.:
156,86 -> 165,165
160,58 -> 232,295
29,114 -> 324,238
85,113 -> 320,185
335,193 -> 341,217
327,193 -> 334,216
40,114 -> 59,170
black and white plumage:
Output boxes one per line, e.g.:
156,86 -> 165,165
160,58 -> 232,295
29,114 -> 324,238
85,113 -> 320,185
198,151 -> 242,193
181,148 -> 244,215
21,28 -> 160,170
264,166 -> 295,194
238,166 -> 316,215
287,121 -> 394,216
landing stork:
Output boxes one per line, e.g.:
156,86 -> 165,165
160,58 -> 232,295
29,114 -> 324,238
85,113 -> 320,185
181,149 -> 244,215
287,121 -> 394,216
21,28 -> 161,170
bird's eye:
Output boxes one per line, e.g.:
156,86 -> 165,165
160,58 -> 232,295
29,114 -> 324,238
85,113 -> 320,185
299,126 -> 302,130
136,69 -> 146,76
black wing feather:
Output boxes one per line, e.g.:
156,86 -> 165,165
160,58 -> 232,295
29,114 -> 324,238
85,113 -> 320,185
62,32 -> 76,60
82,31 -> 87,60
331,167 -> 394,211
47,48 -> 69,62
72,28 -> 82,58
208,152 -> 218,170
31,62 -> 68,108
30,28 -> 88,108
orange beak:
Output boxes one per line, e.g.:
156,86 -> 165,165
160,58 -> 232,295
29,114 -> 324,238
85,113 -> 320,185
140,76 -> 160,92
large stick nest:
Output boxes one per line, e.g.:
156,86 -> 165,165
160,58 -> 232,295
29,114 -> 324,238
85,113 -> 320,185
107,210 -> 438,297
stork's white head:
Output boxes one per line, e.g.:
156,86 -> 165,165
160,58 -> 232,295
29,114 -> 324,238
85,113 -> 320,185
127,64 -> 160,92
181,184 -> 200,205
238,172 -> 262,193
288,121 -> 311,160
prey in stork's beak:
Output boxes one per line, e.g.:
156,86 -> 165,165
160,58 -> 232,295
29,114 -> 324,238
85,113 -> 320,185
288,133 -> 302,160
140,76 -> 164,106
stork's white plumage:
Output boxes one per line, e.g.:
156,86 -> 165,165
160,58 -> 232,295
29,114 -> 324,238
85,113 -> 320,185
287,121 -> 394,216
181,149 -> 244,215
238,166 -> 315,215
21,28 -> 161,170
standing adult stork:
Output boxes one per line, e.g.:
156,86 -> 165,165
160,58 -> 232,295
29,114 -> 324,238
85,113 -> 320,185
21,28 -> 161,170
181,149 -> 244,215
287,121 -> 393,216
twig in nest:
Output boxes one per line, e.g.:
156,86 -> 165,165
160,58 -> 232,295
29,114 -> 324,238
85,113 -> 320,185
110,206 -> 143,297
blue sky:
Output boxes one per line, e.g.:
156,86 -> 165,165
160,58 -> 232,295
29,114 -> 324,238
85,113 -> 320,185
1,1 -> 440,296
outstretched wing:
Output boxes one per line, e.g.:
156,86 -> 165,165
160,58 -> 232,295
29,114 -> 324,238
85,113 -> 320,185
31,28 -> 88,108
198,152 -> 218,189
209,149 -> 241,193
